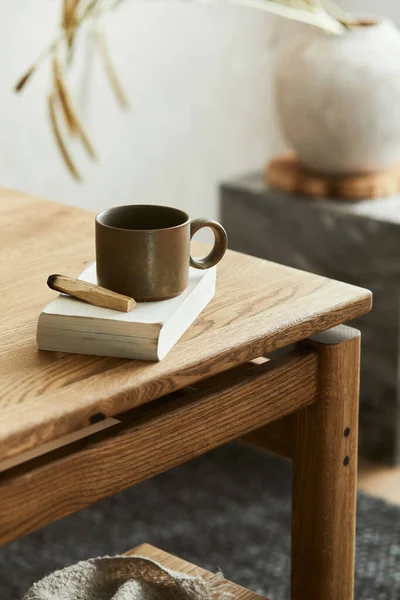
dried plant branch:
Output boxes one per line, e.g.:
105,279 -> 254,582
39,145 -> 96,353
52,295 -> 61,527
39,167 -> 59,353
15,0 -> 354,95
63,0 -> 75,48
15,0 -> 99,93
64,0 -> 89,64
17,0 -> 358,180
52,54 -> 77,133
48,93 -> 82,181
52,53 -> 97,158
15,66 -> 36,92
95,27 -> 129,108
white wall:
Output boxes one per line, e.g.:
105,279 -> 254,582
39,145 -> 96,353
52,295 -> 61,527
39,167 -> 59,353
0,0 -> 278,220
1,1 -> 399,219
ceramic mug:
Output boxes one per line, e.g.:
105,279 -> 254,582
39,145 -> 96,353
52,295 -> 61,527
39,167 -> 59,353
95,204 -> 227,301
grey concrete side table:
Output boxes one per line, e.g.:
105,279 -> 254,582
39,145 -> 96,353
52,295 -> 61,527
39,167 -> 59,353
221,172 -> 400,464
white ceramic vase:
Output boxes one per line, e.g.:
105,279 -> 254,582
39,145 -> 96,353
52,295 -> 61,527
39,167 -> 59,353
274,18 -> 400,174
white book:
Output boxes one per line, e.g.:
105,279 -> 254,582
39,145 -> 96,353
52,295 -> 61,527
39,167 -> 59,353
37,263 -> 216,361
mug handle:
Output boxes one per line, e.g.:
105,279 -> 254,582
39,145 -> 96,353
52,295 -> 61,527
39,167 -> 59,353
190,218 -> 228,270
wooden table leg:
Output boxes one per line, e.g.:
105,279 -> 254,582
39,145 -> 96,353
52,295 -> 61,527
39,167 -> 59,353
291,325 -> 360,600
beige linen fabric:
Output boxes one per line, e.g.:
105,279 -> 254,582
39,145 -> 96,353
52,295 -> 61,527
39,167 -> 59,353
23,555 -> 226,600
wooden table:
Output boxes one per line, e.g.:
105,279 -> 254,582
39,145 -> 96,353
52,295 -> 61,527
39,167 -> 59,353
0,189 -> 372,599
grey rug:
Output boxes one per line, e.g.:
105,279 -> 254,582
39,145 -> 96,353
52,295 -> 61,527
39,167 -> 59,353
1,443 -> 399,600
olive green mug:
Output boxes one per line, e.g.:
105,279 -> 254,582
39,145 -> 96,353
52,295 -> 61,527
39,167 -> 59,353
95,204 -> 228,301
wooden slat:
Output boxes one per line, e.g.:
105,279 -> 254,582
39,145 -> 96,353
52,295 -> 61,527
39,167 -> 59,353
0,349 -> 318,545
126,544 -> 269,600
192,358 -> 295,459
185,358 -> 296,459
0,190 -> 372,462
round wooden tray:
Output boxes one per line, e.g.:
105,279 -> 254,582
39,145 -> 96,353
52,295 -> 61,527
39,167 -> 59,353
265,153 -> 400,201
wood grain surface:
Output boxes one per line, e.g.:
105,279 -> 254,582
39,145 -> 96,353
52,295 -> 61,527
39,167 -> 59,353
0,349 -> 318,545
292,327 -> 360,600
266,152 -> 400,200
242,415 -> 294,458
0,189 -> 372,461
126,544 -> 269,600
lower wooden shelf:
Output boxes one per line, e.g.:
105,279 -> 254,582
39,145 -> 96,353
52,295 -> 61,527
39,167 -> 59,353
126,543 -> 269,600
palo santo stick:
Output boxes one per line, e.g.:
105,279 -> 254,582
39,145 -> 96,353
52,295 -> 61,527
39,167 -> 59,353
47,274 -> 136,312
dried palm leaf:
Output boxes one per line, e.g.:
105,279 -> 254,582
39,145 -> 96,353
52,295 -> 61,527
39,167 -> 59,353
206,0 -> 345,33
48,93 -> 82,181
95,27 -> 129,108
52,54 -> 97,159
321,0 -> 362,28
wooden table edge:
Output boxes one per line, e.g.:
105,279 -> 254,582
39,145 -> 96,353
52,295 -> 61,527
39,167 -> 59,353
0,288 -> 371,463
